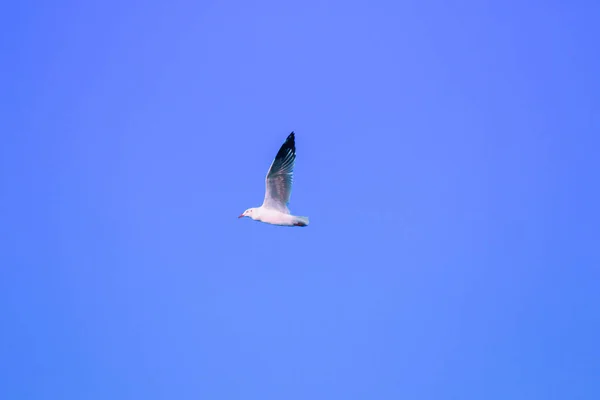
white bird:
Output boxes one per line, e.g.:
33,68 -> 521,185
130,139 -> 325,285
238,132 -> 309,227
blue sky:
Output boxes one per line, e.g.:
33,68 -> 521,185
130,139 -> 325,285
1,1 -> 599,399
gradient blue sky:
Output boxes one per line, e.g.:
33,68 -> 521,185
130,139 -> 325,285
2,1 -> 599,399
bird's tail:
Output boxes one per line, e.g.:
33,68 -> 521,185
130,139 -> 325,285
294,216 -> 310,227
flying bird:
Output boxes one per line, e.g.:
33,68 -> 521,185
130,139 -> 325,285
238,132 -> 309,227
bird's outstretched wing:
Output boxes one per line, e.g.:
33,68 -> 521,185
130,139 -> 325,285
262,132 -> 296,213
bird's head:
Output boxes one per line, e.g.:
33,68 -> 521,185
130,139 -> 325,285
238,208 -> 257,219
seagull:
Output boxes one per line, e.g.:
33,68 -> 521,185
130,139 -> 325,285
238,132 -> 309,227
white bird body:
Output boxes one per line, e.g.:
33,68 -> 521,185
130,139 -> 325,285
239,132 -> 309,227
243,207 -> 309,227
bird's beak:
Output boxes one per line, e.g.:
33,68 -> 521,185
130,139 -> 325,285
238,214 -> 244,218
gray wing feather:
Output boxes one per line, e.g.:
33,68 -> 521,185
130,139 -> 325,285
262,132 -> 296,213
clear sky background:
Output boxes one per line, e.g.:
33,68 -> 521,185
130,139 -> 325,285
1,1 -> 599,399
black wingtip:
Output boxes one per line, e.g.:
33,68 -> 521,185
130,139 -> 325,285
282,132 -> 295,147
